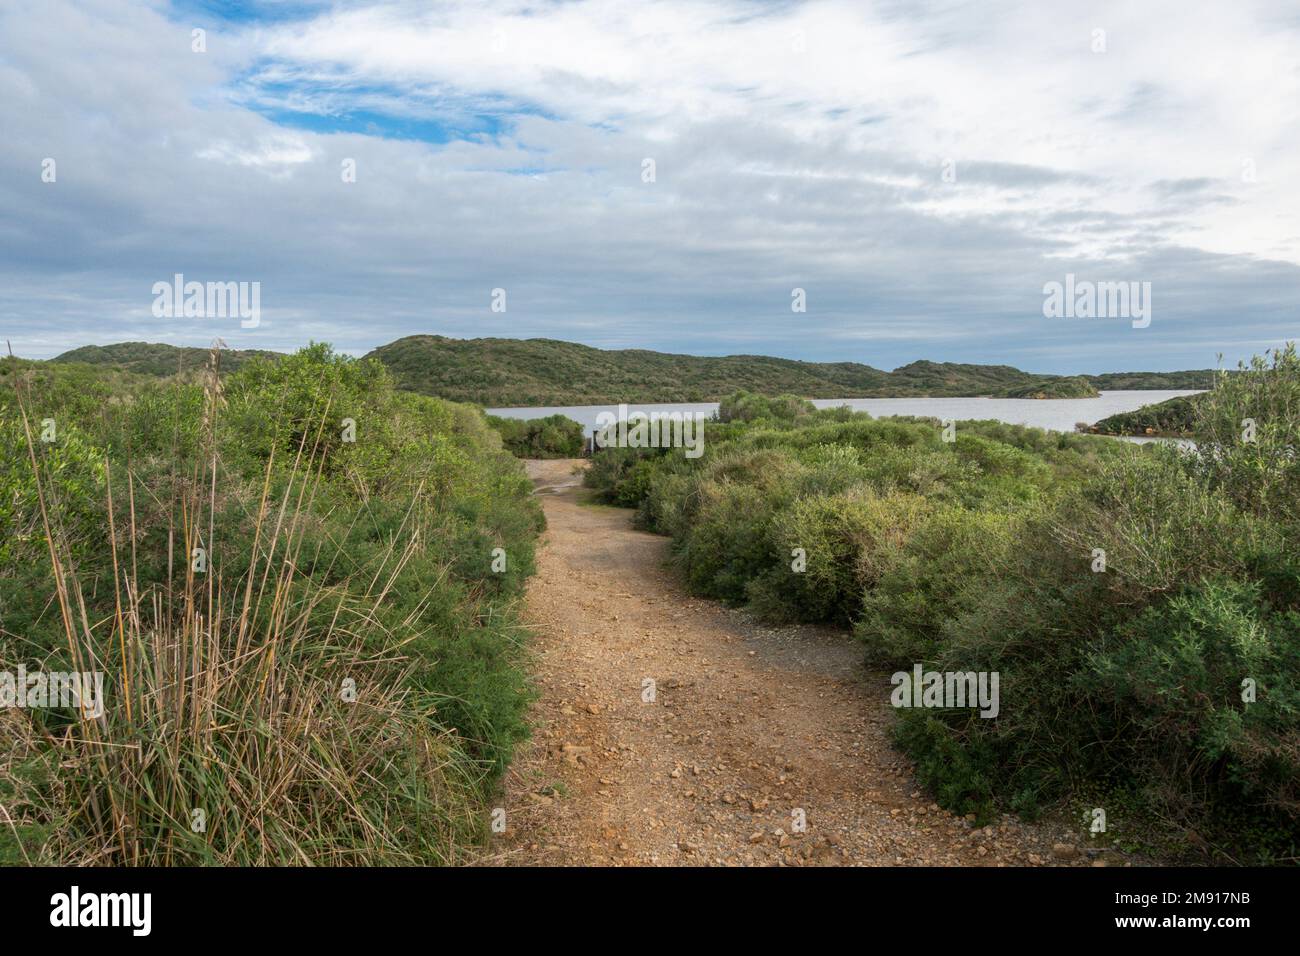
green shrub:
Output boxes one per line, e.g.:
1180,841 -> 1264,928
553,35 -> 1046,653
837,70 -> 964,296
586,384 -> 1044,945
855,506 -> 1018,664
580,356 -> 1300,862
1088,581 -> 1299,828
749,489 -> 930,624
487,413 -> 585,459
1193,344 -> 1300,522
0,345 -> 544,865
675,480 -> 778,602
718,390 -> 816,423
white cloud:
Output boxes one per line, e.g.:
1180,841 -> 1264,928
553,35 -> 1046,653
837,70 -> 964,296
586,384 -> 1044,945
245,0 -> 1300,263
197,134 -> 317,168
1,0 -> 1297,373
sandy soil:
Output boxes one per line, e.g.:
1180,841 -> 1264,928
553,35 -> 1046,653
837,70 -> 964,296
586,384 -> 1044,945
484,458 -> 1114,867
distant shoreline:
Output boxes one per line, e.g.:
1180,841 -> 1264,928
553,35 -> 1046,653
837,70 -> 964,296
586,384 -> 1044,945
488,389 -> 1204,435
44,339 -> 1218,409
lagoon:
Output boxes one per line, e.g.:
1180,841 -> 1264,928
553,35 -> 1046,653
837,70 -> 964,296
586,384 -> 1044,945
488,390 -> 1202,435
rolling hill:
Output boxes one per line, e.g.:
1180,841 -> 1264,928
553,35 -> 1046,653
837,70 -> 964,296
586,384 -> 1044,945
365,336 -> 1214,405
51,336 -> 1216,407
53,342 -> 281,377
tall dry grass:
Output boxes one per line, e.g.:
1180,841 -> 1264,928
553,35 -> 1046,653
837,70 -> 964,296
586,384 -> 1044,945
2,346 -> 482,865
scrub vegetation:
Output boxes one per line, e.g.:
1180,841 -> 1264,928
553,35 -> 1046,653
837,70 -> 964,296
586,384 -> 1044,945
584,351 -> 1300,864
1,344 -> 543,865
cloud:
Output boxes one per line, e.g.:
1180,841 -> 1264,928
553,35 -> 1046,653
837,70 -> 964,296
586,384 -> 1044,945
196,134 -> 317,168
1,0 -> 1298,374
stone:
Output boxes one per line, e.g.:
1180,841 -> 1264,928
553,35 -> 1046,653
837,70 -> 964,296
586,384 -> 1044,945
1051,843 -> 1079,860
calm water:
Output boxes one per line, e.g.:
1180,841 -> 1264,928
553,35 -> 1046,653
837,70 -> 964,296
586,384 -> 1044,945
488,390 -> 1202,435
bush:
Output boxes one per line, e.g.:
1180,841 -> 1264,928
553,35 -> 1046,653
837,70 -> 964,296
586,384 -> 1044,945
1192,344 -> 1300,522
580,360 -> 1300,862
1088,580 -> 1300,826
488,413 -> 585,459
0,345 -> 544,865
855,506 -> 1018,665
717,390 -> 816,423
749,489 -> 930,624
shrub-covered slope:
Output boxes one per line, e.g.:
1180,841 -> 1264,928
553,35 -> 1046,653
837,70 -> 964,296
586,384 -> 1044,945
366,335 -> 1208,405
49,336 -> 1215,407
583,353 -> 1300,864
54,341 -> 280,377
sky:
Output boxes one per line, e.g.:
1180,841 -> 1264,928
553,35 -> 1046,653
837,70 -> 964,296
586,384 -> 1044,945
1,0 -> 1298,373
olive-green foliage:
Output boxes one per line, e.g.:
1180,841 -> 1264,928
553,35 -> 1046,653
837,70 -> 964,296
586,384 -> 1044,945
582,354 -> 1300,862
363,334 -> 1210,406
1088,394 -> 1200,436
997,375 -> 1099,399
1089,581 -> 1300,822
586,413 -> 1110,620
41,336 -> 1216,406
583,446 -> 665,508
0,345 -> 544,864
854,506 -> 1019,665
487,413 -> 584,458
748,488 -> 930,624
717,390 -> 816,423
52,341 -> 279,377
1193,344 -> 1300,523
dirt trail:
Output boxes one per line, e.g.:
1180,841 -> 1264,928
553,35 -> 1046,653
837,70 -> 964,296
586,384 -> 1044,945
489,459 -> 1100,867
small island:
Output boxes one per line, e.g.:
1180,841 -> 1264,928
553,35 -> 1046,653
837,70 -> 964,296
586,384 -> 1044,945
1081,393 -> 1200,436
997,376 -> 1100,399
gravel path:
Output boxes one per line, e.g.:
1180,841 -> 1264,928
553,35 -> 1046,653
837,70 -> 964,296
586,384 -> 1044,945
486,459 -> 1112,867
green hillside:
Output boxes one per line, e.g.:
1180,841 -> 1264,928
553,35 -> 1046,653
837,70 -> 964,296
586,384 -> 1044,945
53,342 -> 280,377
364,335 -> 1169,406
50,336 -> 1215,407
1088,369 -> 1216,390
364,335 -> 886,405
